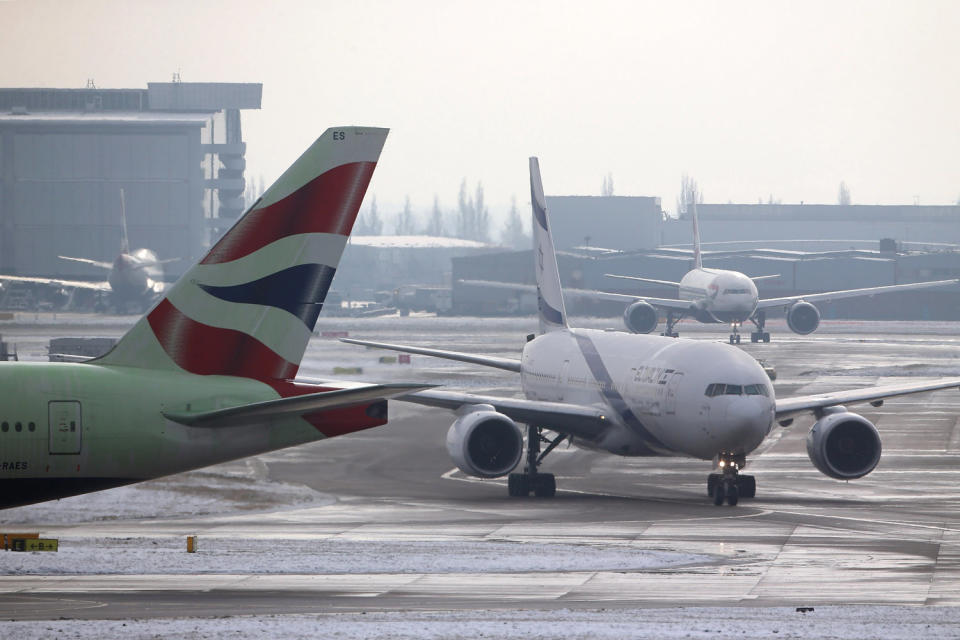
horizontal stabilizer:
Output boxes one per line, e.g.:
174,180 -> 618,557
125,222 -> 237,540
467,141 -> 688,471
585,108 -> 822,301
749,274 -> 781,282
58,256 -> 114,270
163,383 -> 433,427
604,273 -> 681,287
341,337 -> 523,373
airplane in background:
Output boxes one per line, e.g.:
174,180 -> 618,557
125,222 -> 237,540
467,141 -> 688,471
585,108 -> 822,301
0,188 -> 178,312
0,126 -> 430,510
343,157 -> 960,505
462,202 -> 958,344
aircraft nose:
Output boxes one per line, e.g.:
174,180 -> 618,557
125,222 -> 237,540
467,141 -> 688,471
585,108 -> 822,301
715,398 -> 771,452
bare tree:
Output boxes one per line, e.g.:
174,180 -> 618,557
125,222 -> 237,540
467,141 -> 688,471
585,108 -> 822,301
500,195 -> 528,248
601,172 -> 615,196
394,196 -> 416,235
455,179 -> 491,241
355,195 -> 382,235
424,194 -> 445,236
838,181 -> 852,206
676,173 -> 703,216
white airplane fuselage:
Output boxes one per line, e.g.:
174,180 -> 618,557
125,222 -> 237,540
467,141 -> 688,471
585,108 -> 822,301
521,328 -> 774,460
677,268 -> 759,324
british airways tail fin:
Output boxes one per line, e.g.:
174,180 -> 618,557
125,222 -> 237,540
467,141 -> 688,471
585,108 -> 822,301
691,200 -> 703,270
529,157 -> 568,334
97,126 -> 389,380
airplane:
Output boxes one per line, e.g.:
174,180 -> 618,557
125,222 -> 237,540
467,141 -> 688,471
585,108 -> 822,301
461,202 -> 959,344
0,126 -> 432,510
342,157 -> 960,506
0,188 -> 178,312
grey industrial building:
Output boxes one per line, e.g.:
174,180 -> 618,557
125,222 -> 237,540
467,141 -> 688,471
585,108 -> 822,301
0,82 -> 261,282
453,197 -> 960,320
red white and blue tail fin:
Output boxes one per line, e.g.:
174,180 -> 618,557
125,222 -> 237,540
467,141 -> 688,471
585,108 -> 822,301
97,126 -> 388,380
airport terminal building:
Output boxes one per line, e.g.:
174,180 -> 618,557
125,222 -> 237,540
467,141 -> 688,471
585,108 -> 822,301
0,82 -> 261,281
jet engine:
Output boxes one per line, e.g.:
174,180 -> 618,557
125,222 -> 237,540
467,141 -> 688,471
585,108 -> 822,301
623,300 -> 659,334
446,405 -> 523,478
786,301 -> 821,335
805,408 -> 882,480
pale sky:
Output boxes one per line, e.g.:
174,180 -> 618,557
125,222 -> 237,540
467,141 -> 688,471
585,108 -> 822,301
2,0 -> 959,226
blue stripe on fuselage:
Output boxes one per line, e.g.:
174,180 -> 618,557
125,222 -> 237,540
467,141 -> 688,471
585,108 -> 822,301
571,331 -> 675,455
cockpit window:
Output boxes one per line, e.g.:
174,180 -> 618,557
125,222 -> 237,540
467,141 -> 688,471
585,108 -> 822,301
706,383 -> 769,397
722,288 -> 750,295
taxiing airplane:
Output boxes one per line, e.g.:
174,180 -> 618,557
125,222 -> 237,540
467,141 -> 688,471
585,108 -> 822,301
0,126 -> 430,510
0,188 -> 177,312
463,202 -> 958,344
343,157 -> 960,505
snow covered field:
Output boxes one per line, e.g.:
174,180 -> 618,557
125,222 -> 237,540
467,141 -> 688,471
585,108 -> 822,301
6,606 -> 960,640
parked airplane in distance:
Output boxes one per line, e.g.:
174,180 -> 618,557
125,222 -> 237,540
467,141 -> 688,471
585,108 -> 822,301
462,202 -> 958,344
602,202 -> 958,343
0,189 -> 178,312
0,126 -> 432,510
344,157 -> 960,505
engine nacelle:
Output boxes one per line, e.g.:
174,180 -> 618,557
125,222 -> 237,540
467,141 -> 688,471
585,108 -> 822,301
446,405 -> 523,478
786,300 -> 821,335
806,409 -> 882,480
623,300 -> 659,334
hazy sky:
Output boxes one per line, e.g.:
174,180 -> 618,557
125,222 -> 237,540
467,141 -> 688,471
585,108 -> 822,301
2,0 -> 959,226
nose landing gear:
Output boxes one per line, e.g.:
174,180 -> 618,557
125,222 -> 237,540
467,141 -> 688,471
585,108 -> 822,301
707,453 -> 755,506
728,323 -> 741,344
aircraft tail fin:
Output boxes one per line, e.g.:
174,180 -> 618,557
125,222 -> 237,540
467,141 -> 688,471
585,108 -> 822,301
96,126 -> 389,380
691,200 -> 703,270
529,157 -> 568,334
119,188 -> 130,255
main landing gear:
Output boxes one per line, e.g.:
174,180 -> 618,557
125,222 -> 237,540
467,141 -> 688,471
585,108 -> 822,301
707,453 -> 756,506
749,310 -> 771,343
661,311 -> 680,338
508,425 -> 565,498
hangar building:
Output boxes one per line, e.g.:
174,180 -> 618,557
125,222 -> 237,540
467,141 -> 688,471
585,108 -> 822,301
0,82 -> 261,281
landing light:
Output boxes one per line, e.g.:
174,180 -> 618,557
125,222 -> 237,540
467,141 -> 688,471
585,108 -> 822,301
718,460 -> 726,468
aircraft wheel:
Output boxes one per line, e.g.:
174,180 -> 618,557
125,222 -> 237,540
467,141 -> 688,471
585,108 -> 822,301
726,483 -> 739,506
707,473 -> 721,497
762,333 -> 770,343
534,473 -> 556,498
750,333 -> 759,343
508,473 -> 529,497
713,482 -> 726,506
738,475 -> 756,498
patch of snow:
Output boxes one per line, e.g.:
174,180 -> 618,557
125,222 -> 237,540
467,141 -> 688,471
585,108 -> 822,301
5,606 -> 960,640
1,537 -> 702,575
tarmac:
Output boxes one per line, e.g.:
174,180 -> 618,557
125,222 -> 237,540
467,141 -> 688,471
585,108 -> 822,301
2,315 -> 960,625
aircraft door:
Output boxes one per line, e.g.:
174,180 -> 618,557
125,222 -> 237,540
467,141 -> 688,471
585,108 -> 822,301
49,401 -> 82,455
664,373 -> 683,415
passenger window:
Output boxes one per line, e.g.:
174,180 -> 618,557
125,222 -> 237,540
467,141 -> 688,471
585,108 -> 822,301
1,422 -> 7,432
725,385 -> 742,395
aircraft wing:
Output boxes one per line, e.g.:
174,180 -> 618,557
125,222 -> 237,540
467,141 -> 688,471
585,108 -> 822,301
457,279 -> 693,310
58,256 -> 114,270
0,274 -> 110,292
340,337 -> 523,372
162,383 -> 434,427
604,273 -> 682,287
775,378 -> 960,420
757,279 -> 960,309
400,388 -> 611,441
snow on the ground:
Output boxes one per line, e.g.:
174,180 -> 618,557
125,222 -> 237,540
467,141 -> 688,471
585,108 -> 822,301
0,458 -> 332,525
0,537 -> 702,575
6,606 -> 960,640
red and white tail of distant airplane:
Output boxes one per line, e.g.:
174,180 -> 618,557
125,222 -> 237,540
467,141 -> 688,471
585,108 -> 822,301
0,126 -> 429,510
